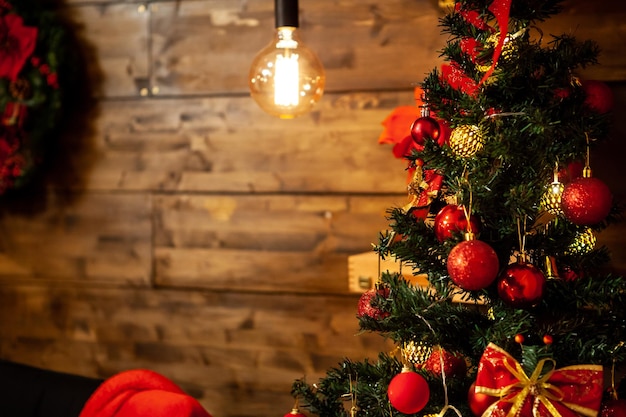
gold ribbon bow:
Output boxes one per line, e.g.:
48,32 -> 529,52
475,343 -> 603,417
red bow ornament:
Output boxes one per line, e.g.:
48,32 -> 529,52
475,343 -> 603,417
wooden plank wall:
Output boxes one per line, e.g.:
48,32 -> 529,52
0,1 -> 626,416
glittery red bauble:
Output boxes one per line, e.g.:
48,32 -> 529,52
468,382 -> 497,417
422,348 -> 467,378
600,399 -> 626,417
447,240 -> 499,291
434,205 -> 481,242
583,80 -> 614,114
410,116 -> 441,145
497,262 -> 546,308
357,288 -> 389,320
561,177 -> 612,225
387,369 -> 430,414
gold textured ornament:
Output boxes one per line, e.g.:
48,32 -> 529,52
449,124 -> 484,158
402,341 -> 433,365
540,181 -> 565,216
566,228 -> 596,255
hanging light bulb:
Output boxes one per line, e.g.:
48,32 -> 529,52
248,0 -> 325,119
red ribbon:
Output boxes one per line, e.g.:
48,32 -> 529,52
479,0 -> 513,85
475,343 -> 603,417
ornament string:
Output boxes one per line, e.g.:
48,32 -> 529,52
415,313 -> 463,417
516,216 -> 528,258
460,167 -> 474,235
584,132 -> 592,177
610,341 -> 625,399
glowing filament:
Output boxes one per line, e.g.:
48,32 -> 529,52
274,53 -> 300,107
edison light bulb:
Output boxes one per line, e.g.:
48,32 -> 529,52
248,0 -> 325,119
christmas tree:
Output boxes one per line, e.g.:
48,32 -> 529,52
289,1 -> 626,417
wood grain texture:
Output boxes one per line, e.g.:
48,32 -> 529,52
153,194 -> 406,292
0,284 -> 393,416
0,193 -> 152,285
0,2 -> 624,417
69,2 -> 150,98
87,92 -> 411,193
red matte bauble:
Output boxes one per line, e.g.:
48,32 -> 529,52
410,116 -> 441,145
583,80 -> 614,114
357,288 -> 390,320
497,262 -> 546,308
434,205 -> 481,242
468,382 -> 498,417
422,348 -> 467,378
600,399 -> 626,417
387,369 -> 430,414
561,177 -> 612,225
447,240 -> 499,291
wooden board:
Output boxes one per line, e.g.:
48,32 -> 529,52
66,3 -> 150,98
84,92 -> 412,193
0,284 -> 394,417
153,194 -> 407,293
0,193 -> 152,285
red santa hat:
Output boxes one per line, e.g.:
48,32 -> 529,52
79,369 -> 212,417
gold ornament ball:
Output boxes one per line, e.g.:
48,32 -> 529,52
540,181 -> 565,216
567,228 -> 596,255
402,341 -> 433,365
449,125 -> 484,158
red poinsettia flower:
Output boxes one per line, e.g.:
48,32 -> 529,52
0,13 -> 38,80
378,105 -> 420,146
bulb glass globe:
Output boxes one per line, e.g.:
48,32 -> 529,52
249,26 -> 325,119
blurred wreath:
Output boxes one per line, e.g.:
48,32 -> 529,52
0,0 -> 69,195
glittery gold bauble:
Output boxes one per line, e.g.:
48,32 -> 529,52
449,125 -> 484,158
402,341 -> 433,365
567,228 -> 596,255
540,181 -> 565,216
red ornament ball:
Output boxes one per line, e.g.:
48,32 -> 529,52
468,382 -> 498,417
434,204 -> 481,242
422,348 -> 467,378
284,410 -> 306,417
543,334 -> 553,345
447,240 -> 499,291
561,177 -> 612,225
497,262 -> 546,308
357,288 -> 390,320
583,80 -> 614,114
514,334 -> 525,344
387,369 -> 430,414
411,116 -> 441,145
600,399 -> 626,417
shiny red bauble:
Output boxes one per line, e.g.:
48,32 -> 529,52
357,288 -> 390,320
410,116 -> 441,145
468,382 -> 498,417
582,79 -> 614,114
497,262 -> 546,308
284,410 -> 307,417
561,177 -> 612,225
387,369 -> 430,414
422,348 -> 467,378
447,240 -> 499,291
434,205 -> 481,242
600,399 -> 626,417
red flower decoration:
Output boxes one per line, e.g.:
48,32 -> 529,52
0,13 -> 38,80
378,105 -> 420,146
